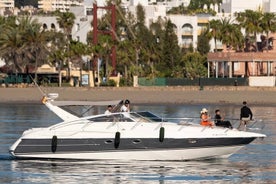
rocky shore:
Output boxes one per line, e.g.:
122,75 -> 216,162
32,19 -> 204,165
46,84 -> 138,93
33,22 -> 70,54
0,86 -> 275,105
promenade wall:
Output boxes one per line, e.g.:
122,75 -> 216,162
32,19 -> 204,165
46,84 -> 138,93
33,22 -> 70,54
0,86 -> 275,105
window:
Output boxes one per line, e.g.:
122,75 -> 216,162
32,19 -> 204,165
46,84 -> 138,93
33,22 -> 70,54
89,114 -> 134,122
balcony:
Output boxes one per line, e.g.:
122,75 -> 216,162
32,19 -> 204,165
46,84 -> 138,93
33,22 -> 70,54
182,30 -> 193,36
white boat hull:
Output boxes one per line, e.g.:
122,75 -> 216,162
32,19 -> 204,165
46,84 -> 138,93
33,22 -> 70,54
11,145 -> 243,161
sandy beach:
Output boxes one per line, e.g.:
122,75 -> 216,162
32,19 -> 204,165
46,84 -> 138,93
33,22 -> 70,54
0,86 -> 275,105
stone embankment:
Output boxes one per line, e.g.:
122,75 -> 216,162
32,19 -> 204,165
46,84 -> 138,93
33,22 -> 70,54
0,86 -> 275,105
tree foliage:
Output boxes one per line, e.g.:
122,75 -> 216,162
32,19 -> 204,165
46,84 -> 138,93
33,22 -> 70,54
236,9 -> 263,52
167,0 -> 222,15
159,19 -> 181,77
3,4 -> 276,86
0,16 -> 52,76
181,52 -> 207,79
197,29 -> 210,55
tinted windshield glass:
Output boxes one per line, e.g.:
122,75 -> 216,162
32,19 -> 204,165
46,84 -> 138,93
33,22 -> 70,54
88,114 -> 134,122
133,112 -> 163,122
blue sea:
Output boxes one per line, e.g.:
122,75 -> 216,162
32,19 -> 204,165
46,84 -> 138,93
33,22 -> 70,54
0,103 -> 275,184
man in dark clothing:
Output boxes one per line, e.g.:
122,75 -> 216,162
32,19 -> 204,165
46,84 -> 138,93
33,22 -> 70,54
214,109 -> 233,129
238,101 -> 253,131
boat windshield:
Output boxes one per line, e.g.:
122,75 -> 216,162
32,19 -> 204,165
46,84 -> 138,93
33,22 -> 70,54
87,111 -> 163,123
130,111 -> 164,122
88,114 -> 134,122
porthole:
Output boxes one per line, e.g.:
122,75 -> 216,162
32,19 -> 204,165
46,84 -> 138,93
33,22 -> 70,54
132,139 -> 141,144
105,140 -> 113,144
188,139 -> 197,144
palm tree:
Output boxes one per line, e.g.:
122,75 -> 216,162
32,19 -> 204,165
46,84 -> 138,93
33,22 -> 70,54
47,31 -> 67,87
56,12 -> 76,80
220,18 -> 243,51
260,12 -> 276,51
0,20 -> 25,73
21,16 -> 50,83
208,19 -> 222,52
56,12 -> 75,41
69,41 -> 89,86
99,35 -> 115,79
229,23 -> 244,51
236,9 -> 263,52
220,18 -> 233,48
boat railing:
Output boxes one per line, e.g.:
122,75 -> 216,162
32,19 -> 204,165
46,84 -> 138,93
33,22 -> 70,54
49,113 -> 132,131
48,114 -> 264,132
226,118 -> 265,131
162,117 -> 200,124
163,117 -> 265,132
49,118 -> 90,130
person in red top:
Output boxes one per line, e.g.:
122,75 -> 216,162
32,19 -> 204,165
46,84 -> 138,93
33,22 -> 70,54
200,108 -> 215,127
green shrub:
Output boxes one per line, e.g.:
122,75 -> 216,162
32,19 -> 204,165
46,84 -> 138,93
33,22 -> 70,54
107,79 -> 117,86
100,79 -> 117,87
119,77 -> 133,86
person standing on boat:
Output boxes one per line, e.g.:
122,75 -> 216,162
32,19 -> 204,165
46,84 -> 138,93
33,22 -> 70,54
200,108 -> 215,127
238,101 -> 253,131
214,109 -> 233,129
105,105 -> 113,115
121,99 -> 130,112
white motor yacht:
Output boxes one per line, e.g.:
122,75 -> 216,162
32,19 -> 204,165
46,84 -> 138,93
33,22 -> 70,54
9,93 -> 266,161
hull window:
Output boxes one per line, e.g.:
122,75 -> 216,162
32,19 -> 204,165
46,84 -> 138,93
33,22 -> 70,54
132,139 -> 142,144
105,140 -> 113,144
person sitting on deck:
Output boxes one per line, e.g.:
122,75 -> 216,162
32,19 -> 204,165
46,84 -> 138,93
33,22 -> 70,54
105,105 -> 113,115
200,108 -> 215,127
121,99 -> 130,112
214,109 -> 233,129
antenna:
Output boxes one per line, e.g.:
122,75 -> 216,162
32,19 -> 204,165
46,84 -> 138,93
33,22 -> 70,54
28,75 -> 46,96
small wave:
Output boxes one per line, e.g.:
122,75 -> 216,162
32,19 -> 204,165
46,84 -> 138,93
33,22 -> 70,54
0,154 -> 15,160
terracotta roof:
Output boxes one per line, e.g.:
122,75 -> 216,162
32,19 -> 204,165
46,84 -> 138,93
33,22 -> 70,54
207,52 -> 276,62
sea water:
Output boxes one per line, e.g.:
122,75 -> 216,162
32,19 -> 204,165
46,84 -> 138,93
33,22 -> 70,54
0,103 -> 275,184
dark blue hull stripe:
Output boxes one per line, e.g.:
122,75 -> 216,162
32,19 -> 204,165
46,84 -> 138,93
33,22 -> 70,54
14,137 -> 256,154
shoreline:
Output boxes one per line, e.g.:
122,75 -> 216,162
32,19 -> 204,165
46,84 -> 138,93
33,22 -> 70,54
0,86 -> 276,105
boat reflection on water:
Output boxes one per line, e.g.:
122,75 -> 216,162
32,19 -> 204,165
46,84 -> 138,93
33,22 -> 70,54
9,156 -> 275,184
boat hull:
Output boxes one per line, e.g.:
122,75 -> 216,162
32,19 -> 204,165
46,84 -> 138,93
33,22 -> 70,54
10,137 -> 255,160
11,145 -> 244,160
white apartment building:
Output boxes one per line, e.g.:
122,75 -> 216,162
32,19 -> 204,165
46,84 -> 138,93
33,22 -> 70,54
0,0 -> 14,9
263,0 -> 276,12
130,0 -> 149,6
34,6 -> 92,44
127,4 -> 212,50
221,0 -> 276,13
38,0 -> 83,12
1,0 -> 274,51
127,0 -> 276,52
221,0 -> 262,13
